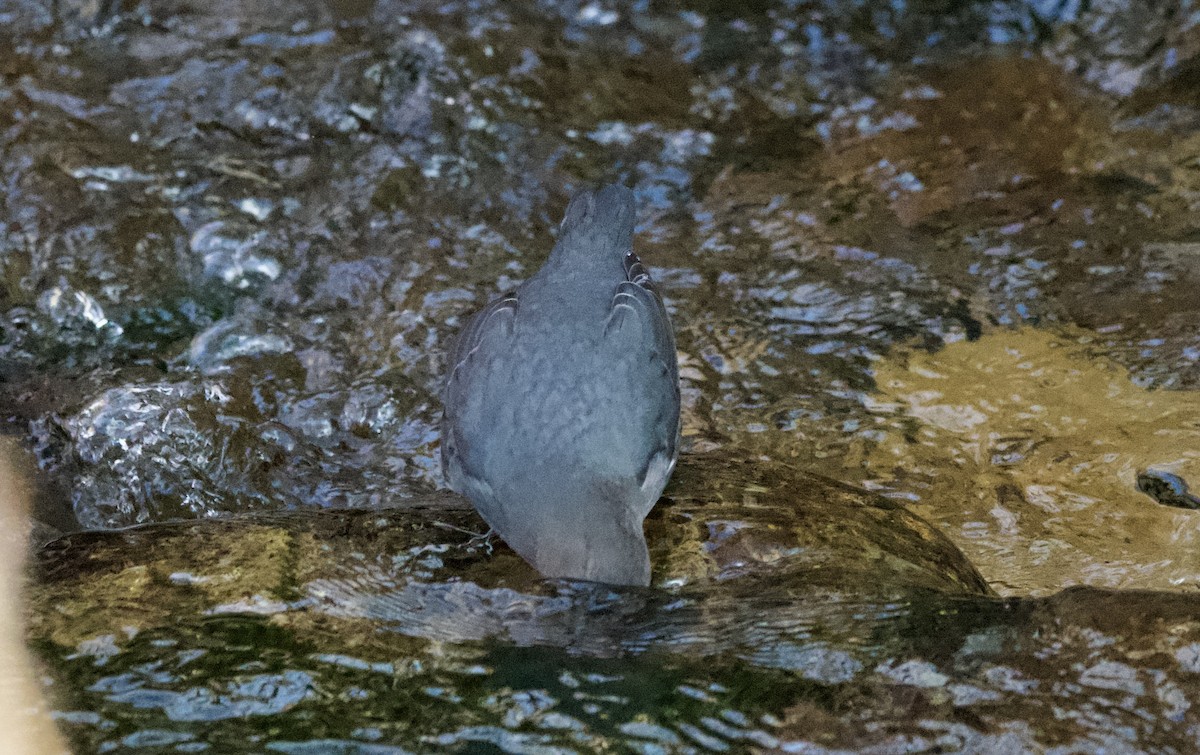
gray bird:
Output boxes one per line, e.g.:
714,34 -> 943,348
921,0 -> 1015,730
441,184 -> 680,586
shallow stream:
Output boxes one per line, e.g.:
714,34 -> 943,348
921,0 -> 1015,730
4,0 -> 1200,750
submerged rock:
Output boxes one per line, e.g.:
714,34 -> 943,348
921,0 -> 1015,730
868,328 -> 1200,596
29,453 -> 989,649
26,455 -> 1200,752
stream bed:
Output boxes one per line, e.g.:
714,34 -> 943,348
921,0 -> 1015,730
4,0 -> 1200,751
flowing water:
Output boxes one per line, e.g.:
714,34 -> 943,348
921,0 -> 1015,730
4,0 -> 1200,751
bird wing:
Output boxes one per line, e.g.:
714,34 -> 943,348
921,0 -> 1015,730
604,251 -> 681,514
441,291 -> 518,494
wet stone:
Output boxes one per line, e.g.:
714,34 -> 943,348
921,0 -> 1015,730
1137,469 -> 1200,511
29,452 -> 990,648
25,458 -> 1200,751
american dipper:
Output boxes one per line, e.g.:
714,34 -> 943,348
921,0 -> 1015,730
441,184 -> 680,586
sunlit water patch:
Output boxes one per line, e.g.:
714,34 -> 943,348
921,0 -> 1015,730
865,327 -> 1200,596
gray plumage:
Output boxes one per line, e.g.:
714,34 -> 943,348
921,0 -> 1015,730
441,184 -> 681,586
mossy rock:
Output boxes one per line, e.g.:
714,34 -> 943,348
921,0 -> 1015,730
29,452 -> 989,653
